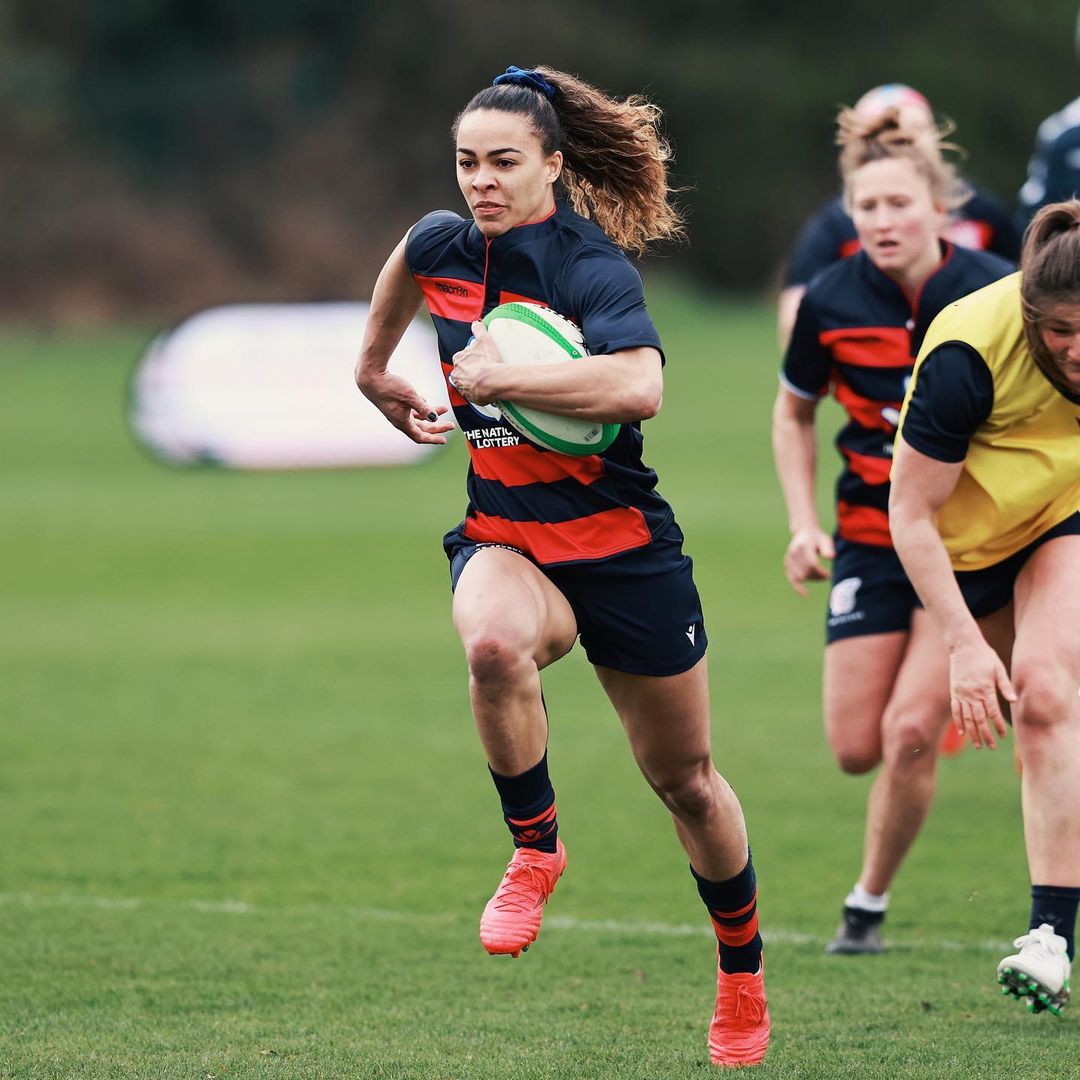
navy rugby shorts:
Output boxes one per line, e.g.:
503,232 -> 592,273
444,521 -> 707,677
955,510 -> 1080,619
825,538 -> 920,645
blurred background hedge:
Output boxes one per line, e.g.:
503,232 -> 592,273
4,0 -> 1076,322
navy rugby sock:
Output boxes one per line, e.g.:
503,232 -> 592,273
693,852 -> 763,974
1030,885 -> 1080,960
489,751 -> 559,854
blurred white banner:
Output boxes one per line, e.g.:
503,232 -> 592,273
129,302 -> 452,468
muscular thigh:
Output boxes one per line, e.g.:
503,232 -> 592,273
452,546 -> 578,670
1012,535 -> 1080,686
595,657 -> 712,776
822,540 -> 920,760
879,608 -> 951,746
823,632 -> 908,759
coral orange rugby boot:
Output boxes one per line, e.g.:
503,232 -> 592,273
708,952 -> 770,1068
479,839 -> 566,957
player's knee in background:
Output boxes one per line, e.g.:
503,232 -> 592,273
825,712 -> 882,775
879,705 -> 944,771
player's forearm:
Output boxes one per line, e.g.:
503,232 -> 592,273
890,509 -> 981,650
772,410 -> 820,534
482,349 -> 663,423
355,238 -> 424,393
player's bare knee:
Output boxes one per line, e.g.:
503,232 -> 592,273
1011,662 -> 1077,734
463,630 -> 532,688
881,711 -> 939,769
827,733 -> 879,775
825,712 -> 881,774
652,761 -> 717,820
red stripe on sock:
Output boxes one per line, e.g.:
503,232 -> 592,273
712,889 -> 758,921
711,911 -> 759,947
507,803 -> 557,828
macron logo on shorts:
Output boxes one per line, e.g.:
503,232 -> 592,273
686,624 -> 696,645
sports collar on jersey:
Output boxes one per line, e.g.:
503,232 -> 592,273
856,240 -> 955,304
466,202 -> 561,252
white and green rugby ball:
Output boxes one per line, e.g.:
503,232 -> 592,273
482,302 -> 620,456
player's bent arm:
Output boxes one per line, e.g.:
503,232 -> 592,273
355,236 -> 424,389
772,385 -> 833,595
356,235 -> 453,445
888,440 -> 976,648
454,326 -> 663,423
777,286 -> 806,351
772,386 -> 822,535
890,439 -> 1014,746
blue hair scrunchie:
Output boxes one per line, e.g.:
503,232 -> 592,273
492,66 -> 557,102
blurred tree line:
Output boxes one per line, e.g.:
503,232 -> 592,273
3,0 -> 1077,322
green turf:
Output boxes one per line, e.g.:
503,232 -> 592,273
0,287 -> 1062,1079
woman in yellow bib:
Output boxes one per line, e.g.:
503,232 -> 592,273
891,200 -> 1080,1016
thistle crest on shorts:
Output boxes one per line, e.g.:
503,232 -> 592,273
829,576 -> 863,617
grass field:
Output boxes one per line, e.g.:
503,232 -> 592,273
0,286 -> 1069,1079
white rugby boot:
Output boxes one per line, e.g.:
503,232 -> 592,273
996,923 -> 1071,1016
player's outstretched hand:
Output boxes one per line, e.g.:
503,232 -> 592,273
948,636 -> 1015,749
783,527 -> 835,597
361,371 -> 455,444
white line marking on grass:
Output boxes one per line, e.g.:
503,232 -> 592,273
0,891 -> 143,911
191,899 -> 253,914
0,891 -> 1011,952
544,915 -> 1013,953
548,916 -> 852,948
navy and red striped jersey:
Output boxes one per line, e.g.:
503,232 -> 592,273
405,201 -> 673,566
783,191 -> 1021,289
780,242 -> 1013,547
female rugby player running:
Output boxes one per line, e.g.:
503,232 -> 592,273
772,107 -> 1012,955
356,65 -> 769,1067
891,201 -> 1080,1015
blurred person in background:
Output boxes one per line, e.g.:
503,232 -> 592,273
778,84 -> 1021,348
357,65 -> 770,1067
772,106 -> 1013,955
1016,12 -> 1080,222
891,200 -> 1080,1015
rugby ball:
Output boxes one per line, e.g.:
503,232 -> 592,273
482,302 -> 620,456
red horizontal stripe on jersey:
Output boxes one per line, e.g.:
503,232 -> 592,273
498,290 -> 547,308
464,508 -> 651,564
839,238 -> 862,258
415,274 -> 484,322
820,327 -> 911,368
833,376 -> 896,433
469,441 -> 605,487
838,502 -> 892,547
842,447 -> 894,486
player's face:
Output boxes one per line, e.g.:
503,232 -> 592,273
849,158 -> 946,285
455,110 -> 563,238
1037,303 -> 1080,391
